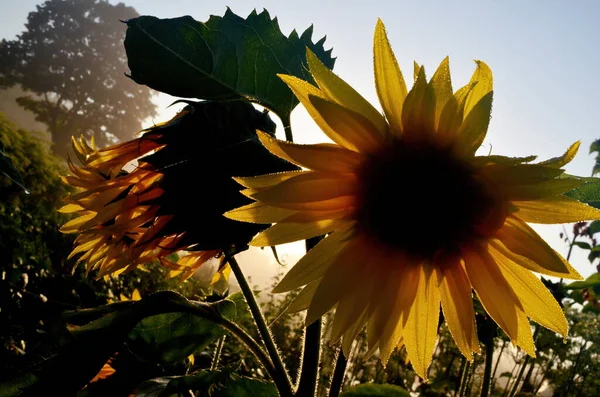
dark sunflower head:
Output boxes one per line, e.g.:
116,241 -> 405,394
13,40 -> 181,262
60,100 -> 297,277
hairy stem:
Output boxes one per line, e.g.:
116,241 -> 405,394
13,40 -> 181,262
328,349 -> 348,397
210,336 -> 226,371
296,319 -> 322,396
480,340 -> 495,397
228,255 -> 293,397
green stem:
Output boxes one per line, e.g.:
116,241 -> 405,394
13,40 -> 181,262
455,357 -> 467,394
296,319 -> 322,396
507,326 -> 540,397
480,340 -> 495,397
328,349 -> 348,397
282,114 -> 293,142
459,361 -> 471,397
210,336 -> 226,371
228,255 -> 293,397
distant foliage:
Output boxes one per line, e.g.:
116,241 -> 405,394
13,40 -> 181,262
0,0 -> 156,157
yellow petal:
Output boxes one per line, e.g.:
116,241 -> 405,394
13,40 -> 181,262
480,163 -> 564,186
306,49 -> 388,136
437,82 -> 476,142
439,259 -> 478,361
305,236 -> 371,324
256,130 -> 361,173
331,276 -> 375,342
402,266 -> 440,380
513,196 -> 600,224
250,219 -> 351,247
223,202 -> 297,224
273,227 -> 354,292
463,246 -> 522,342
233,171 -> 305,189
373,19 -> 407,135
493,251 -> 568,336
515,309 -> 536,358
342,310 -> 369,357
286,280 -> 320,313
248,171 -> 356,205
58,203 -> 85,213
453,91 -> 493,157
280,208 -> 353,223
60,212 -> 97,233
464,60 -> 493,118
401,67 -> 435,139
377,262 -> 420,363
492,217 -> 581,279
309,95 -> 383,153
430,57 -> 453,131
538,141 -> 580,168
278,74 -> 360,151
500,178 -> 583,201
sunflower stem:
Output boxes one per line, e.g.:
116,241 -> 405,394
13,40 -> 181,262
296,319 -> 322,396
282,114 -> 294,142
480,339 -> 495,397
328,348 -> 348,397
459,361 -> 471,397
228,255 -> 293,397
210,335 -> 226,371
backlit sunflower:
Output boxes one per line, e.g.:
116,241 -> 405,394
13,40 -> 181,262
225,20 -> 600,378
61,100 -> 295,279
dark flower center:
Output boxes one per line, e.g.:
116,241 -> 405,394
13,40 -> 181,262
355,137 -> 504,260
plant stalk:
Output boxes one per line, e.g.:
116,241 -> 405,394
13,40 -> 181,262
228,255 -> 293,397
480,340 -> 495,397
328,349 -> 348,397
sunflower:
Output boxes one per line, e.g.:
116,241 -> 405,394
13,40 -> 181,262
225,20 -> 600,378
60,100 -> 295,279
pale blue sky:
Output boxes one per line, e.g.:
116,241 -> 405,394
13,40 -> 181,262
2,0 -> 600,279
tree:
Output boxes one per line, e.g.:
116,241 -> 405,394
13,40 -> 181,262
0,0 -> 156,157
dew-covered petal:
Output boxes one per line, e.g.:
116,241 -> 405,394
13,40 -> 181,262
463,60 -> 493,118
513,196 -> 600,224
373,19 -> 407,135
273,227 -> 354,293
430,57 -> 453,131
402,67 -> 436,139
250,219 -> 351,247
307,49 -> 388,136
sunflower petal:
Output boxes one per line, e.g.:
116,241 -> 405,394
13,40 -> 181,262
286,281 -> 320,313
513,196 -> 600,224
463,246 -> 522,342
538,141 -> 580,168
256,130 -> 361,172
430,57 -> 453,131
224,202 -> 296,223
454,91 -> 493,157
306,49 -> 388,135
233,171 -> 305,189
342,310 -> 369,357
278,74 -> 360,151
273,227 -> 354,293
306,237 -> 372,325
402,266 -> 440,380
493,251 -> 568,336
501,178 -> 583,201
492,217 -> 581,279
402,67 -> 436,138
439,259 -> 478,361
248,171 -> 357,204
464,60 -> 493,117
250,219 -> 351,247
373,19 -> 407,134
309,96 -> 383,153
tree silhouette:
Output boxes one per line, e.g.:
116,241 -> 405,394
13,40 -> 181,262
0,0 -> 156,157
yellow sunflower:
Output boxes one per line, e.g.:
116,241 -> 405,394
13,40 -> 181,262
61,101 -> 296,279
225,20 -> 600,379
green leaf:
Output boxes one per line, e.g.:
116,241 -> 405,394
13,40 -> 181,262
124,8 -> 335,124
564,273 -> 600,290
573,241 -> 592,250
590,139 -> 600,176
0,146 -> 27,191
131,370 -> 277,397
563,176 -> 600,209
0,291 -> 231,396
127,299 -> 235,364
588,220 -> 600,235
340,383 -> 411,397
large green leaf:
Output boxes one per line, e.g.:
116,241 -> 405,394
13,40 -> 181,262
0,292 -> 234,397
340,384 -> 411,397
563,175 -> 600,209
131,369 -> 277,397
124,8 -> 335,124
127,299 -> 235,364
564,273 -> 600,290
